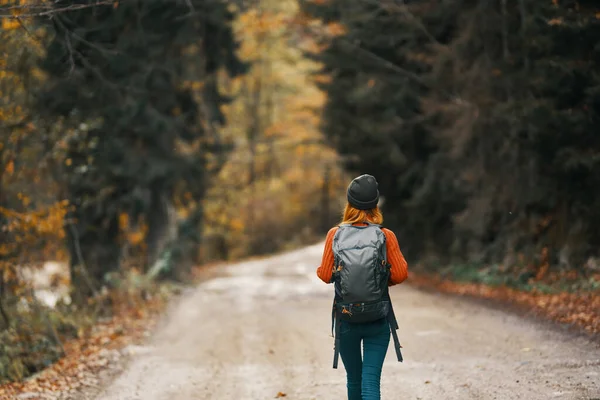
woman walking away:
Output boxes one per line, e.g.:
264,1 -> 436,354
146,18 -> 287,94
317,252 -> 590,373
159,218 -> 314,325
317,174 -> 408,400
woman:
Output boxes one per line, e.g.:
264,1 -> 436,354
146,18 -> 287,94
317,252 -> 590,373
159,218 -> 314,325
317,174 -> 408,400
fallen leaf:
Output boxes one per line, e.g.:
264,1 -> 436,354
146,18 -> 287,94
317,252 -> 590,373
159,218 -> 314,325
0,291 -> 171,398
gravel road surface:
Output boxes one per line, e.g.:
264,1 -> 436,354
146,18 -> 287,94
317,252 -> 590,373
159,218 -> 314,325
93,244 -> 600,400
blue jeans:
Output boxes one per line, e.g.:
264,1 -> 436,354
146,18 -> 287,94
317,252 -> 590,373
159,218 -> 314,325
339,318 -> 390,400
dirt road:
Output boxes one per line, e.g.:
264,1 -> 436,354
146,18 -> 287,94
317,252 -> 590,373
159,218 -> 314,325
93,244 -> 600,400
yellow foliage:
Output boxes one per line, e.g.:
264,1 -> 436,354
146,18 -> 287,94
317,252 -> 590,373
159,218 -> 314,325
5,160 -> 14,175
127,231 -> 145,246
118,213 -> 148,248
229,218 -> 244,233
0,200 -> 69,274
1,19 -> 20,31
0,0 -> 27,30
119,212 -> 130,231
548,18 -> 563,26
200,0 -> 348,260
0,17 -> 67,274
326,22 -> 346,36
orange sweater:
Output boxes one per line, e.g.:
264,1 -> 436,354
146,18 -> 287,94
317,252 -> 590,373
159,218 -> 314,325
316,225 -> 409,285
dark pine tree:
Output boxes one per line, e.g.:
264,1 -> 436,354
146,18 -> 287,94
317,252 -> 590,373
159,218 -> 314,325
38,0 -> 246,299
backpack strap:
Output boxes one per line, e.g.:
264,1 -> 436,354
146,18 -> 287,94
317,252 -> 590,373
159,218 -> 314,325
331,227 -> 342,284
386,290 -> 403,362
332,301 -> 341,369
332,300 -> 402,367
388,313 -> 403,362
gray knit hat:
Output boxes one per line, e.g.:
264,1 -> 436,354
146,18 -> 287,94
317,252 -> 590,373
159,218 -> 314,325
347,174 -> 379,210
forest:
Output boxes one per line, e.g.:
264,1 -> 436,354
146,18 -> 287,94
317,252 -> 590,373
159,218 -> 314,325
1,0 -> 599,388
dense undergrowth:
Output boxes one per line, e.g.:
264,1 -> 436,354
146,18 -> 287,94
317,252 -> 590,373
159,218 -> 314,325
0,272 -> 177,384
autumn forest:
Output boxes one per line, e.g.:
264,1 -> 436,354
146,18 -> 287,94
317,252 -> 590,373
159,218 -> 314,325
1,0 -> 599,390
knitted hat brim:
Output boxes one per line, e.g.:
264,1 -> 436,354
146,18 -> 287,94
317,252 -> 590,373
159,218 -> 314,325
347,193 -> 379,210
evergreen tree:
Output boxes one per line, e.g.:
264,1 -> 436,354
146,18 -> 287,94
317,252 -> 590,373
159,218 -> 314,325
37,0 -> 246,298
303,0 -> 600,271
301,0 -> 463,260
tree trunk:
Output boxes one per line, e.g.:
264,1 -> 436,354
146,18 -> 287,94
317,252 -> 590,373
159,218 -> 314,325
244,70 -> 263,254
0,272 -> 10,330
518,0 -> 529,70
501,0 -> 510,62
68,211 -> 120,303
146,185 -> 171,270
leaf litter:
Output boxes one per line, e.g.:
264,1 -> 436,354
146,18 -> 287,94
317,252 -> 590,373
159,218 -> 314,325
0,293 -> 170,400
410,272 -> 600,337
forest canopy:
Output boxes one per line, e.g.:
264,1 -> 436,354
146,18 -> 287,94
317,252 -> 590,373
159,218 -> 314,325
301,0 -> 600,277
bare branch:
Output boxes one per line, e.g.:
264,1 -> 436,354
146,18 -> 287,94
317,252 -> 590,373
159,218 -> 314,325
339,37 -> 429,87
184,0 -> 195,13
68,222 -> 100,299
0,274 -> 10,330
64,31 -> 76,76
381,0 -> 449,52
301,9 -> 471,106
0,0 -> 117,19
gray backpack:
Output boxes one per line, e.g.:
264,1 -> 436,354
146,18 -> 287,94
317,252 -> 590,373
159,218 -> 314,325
331,222 -> 403,368
332,223 -> 390,322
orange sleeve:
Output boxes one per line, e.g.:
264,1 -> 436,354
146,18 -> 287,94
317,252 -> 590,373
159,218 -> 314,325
382,228 -> 408,285
316,227 -> 338,283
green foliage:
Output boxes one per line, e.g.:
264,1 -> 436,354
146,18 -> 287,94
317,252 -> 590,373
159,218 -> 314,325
36,0 -> 247,295
0,309 -> 76,384
301,0 -> 463,261
302,0 -> 600,272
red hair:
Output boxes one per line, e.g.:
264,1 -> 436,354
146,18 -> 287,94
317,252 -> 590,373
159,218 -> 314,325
341,203 -> 383,225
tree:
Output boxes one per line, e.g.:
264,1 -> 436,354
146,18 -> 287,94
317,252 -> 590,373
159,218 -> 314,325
36,0 -> 246,297
201,0 -> 347,260
302,0 -> 600,273
0,3 -> 70,330
300,0 -> 462,261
